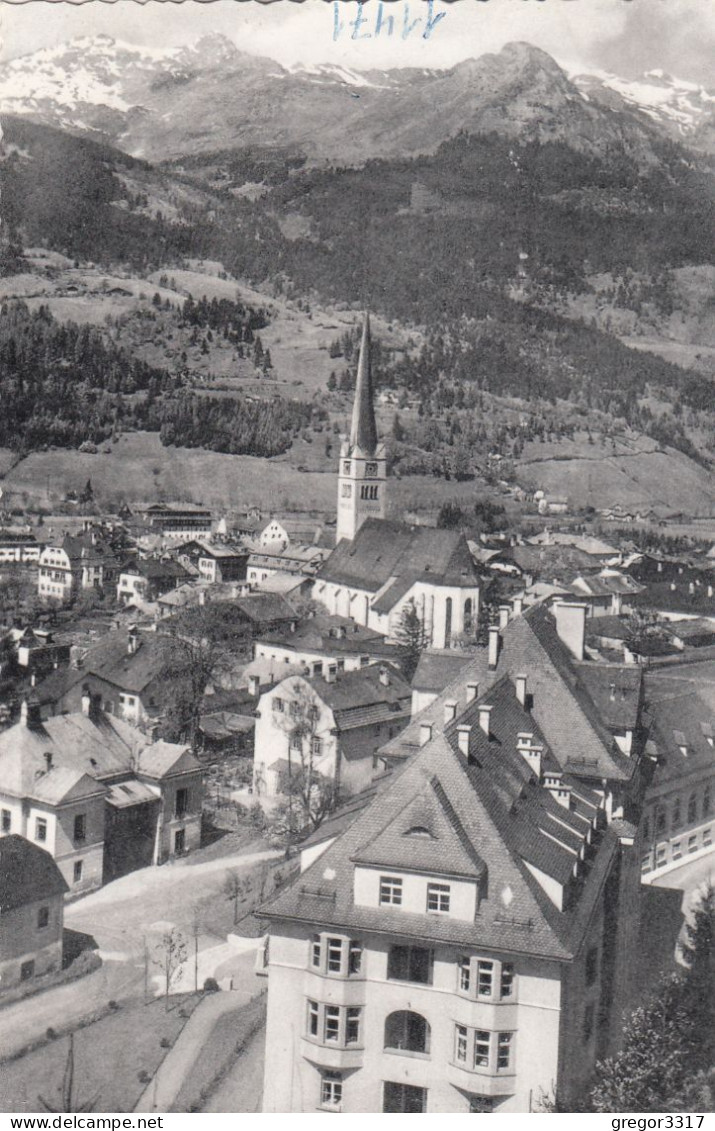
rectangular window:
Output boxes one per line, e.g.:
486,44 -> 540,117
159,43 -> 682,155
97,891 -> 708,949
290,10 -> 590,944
73,813 -> 86,842
310,935 -> 321,969
383,1082 -> 427,1114
688,795 -> 698,824
672,841 -> 682,861
585,947 -> 598,987
426,882 -> 451,914
348,940 -> 362,976
656,845 -> 667,865
501,963 -> 515,999
455,1025 -> 468,1063
327,937 -> 343,974
477,960 -> 494,997
321,1072 -> 343,1109
469,1096 -> 495,1113
671,799 -> 681,830
37,906 -> 49,929
311,737 -> 323,758
35,817 -> 47,843
688,835 -> 698,853
459,957 -> 471,992
324,1006 -> 341,1043
307,999 -> 319,1038
345,1007 -> 361,1045
1,809 -> 11,833
73,860 -> 83,883
379,876 -> 402,907
274,698 -> 284,713
474,1031 -> 490,1068
175,789 -> 188,818
497,1033 -> 512,1071
703,827 -> 712,846
387,945 -> 433,985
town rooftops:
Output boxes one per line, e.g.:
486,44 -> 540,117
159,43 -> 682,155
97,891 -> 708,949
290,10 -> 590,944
317,518 -> 480,597
255,613 -> 397,656
378,604 -> 640,784
0,707 -> 195,796
645,661 -> 715,788
0,836 -> 68,911
120,558 -> 190,582
412,649 -> 476,693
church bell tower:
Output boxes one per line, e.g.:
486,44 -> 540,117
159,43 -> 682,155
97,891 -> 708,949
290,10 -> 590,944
336,313 -> 387,543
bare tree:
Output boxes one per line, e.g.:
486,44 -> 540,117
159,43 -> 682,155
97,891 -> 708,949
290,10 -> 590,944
153,928 -> 188,1011
269,678 -> 338,844
224,870 -> 252,926
38,1034 -> 100,1113
159,605 -> 236,745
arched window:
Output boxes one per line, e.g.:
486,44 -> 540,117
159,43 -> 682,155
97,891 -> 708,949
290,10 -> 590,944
445,597 -> 453,643
464,597 -> 473,632
384,1010 -> 431,1055
687,793 -> 697,824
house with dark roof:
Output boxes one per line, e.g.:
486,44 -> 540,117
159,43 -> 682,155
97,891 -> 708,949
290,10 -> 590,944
639,660 -> 715,878
38,530 -> 121,604
0,694 -> 202,893
315,316 -> 480,649
116,557 -> 190,604
258,655 -> 644,1112
0,836 -> 67,992
253,663 -> 411,802
253,613 -> 403,677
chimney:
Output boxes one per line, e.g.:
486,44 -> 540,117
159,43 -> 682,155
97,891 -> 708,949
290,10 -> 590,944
379,666 -> 390,687
419,721 -> 433,747
515,674 -> 527,708
325,663 -> 338,684
512,595 -> 524,618
21,696 -> 42,730
552,602 -> 587,662
44,751 -> 53,772
479,704 -> 493,737
81,684 -> 92,716
457,724 -> 471,757
498,605 -> 510,630
516,732 -> 543,778
248,674 -> 261,698
544,770 -> 572,810
488,627 -> 501,671
466,682 -> 479,704
444,699 -> 458,725
30,671 -> 36,688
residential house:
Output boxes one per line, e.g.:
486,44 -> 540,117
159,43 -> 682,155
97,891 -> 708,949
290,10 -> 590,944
0,836 -> 67,992
117,558 -> 189,605
133,503 -> 213,542
38,531 -> 120,604
259,653 -> 643,1112
0,528 -> 41,565
247,545 -> 328,585
253,613 -> 404,678
639,661 -> 715,878
253,664 -> 411,802
0,694 -> 203,892
568,572 -> 643,617
195,544 -> 249,585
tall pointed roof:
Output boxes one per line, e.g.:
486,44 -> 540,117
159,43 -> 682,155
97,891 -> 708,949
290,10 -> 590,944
349,313 -> 378,455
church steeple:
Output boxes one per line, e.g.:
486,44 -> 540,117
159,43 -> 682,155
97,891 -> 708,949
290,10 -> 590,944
336,313 -> 387,543
349,313 -> 378,455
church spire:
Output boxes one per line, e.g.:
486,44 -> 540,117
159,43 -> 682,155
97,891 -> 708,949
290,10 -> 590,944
349,312 -> 378,455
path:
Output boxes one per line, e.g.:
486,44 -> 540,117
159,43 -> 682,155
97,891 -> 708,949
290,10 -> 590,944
134,991 -> 254,1113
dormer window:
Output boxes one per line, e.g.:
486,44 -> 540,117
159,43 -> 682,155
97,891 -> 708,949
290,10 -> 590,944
404,825 -> 433,839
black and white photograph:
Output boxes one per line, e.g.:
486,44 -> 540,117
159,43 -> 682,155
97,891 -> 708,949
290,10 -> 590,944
0,0 -> 713,1116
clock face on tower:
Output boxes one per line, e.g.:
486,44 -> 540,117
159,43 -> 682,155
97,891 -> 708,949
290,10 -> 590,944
365,462 -> 378,478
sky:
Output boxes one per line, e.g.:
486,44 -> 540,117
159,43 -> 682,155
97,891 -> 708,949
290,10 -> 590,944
0,0 -> 713,85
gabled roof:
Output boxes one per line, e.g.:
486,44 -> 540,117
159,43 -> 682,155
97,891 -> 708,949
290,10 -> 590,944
412,649 -> 475,693
0,836 -> 68,911
317,518 -> 480,598
30,767 -> 105,806
645,661 -> 715,787
379,605 -> 638,783
137,743 -> 200,779
262,711 -> 618,962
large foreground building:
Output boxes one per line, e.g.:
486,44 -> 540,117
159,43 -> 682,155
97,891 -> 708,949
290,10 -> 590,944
259,601 -> 646,1112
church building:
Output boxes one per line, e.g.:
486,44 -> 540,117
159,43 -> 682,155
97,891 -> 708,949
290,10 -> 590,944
314,315 -> 481,649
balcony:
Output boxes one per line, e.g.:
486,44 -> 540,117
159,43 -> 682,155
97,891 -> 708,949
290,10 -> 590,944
446,1061 -> 516,1097
300,1038 -> 364,1070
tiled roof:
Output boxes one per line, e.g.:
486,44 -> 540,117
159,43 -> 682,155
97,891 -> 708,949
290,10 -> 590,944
262,715 -> 619,962
378,605 -> 637,784
0,710 -> 193,794
0,836 -> 68,911
645,662 -> 715,788
318,518 -> 479,597
573,664 -> 642,729
412,649 -> 476,692
304,664 -> 411,729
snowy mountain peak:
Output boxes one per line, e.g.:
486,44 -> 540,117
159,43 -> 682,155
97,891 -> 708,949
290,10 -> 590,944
572,67 -> 715,142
